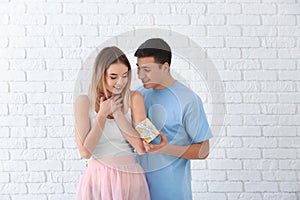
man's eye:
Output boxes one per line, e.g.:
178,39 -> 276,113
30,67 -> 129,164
144,69 -> 151,72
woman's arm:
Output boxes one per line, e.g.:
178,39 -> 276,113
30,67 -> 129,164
113,91 -> 147,154
74,95 -> 107,159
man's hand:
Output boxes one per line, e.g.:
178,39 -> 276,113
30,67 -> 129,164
143,132 -> 169,154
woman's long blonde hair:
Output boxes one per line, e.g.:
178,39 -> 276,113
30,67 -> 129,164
88,46 -> 132,113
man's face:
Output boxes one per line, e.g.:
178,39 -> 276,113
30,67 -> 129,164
136,57 -> 165,90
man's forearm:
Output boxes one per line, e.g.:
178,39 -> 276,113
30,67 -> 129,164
160,140 -> 210,160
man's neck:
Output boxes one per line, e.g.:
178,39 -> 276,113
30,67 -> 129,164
153,76 -> 176,90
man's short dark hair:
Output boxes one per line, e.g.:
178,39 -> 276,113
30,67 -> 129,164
134,38 -> 172,66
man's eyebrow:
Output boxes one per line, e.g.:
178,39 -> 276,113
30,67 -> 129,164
136,64 -> 151,68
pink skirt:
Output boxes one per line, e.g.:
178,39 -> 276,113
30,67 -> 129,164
76,155 -> 150,200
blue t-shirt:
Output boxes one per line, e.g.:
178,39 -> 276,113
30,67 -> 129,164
135,81 -> 212,200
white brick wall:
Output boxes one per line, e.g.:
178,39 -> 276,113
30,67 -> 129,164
1,0 -> 299,199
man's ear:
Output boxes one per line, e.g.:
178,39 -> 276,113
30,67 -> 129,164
162,62 -> 170,72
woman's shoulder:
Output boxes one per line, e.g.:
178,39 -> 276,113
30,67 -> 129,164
75,95 -> 90,110
130,90 -> 144,102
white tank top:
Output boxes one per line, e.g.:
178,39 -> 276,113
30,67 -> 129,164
89,110 -> 134,159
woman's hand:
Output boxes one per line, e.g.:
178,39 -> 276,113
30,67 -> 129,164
98,95 -> 123,118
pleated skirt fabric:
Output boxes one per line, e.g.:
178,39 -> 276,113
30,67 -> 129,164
76,155 -> 150,200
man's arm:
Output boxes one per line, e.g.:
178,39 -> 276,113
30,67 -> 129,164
145,133 -> 210,160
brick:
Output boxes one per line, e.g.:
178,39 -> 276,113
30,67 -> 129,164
191,181 -> 207,192
0,116 -> 27,126
0,15 -> 9,25
0,150 -> 9,160
0,183 -> 27,194
11,195 -> 47,200
0,93 -> 26,104
243,26 -> 277,36
48,15 -> 81,25
46,150 -> 66,160
46,37 -> 81,47
244,137 -> 277,148
83,15 -> 118,25
208,4 -> 241,14
11,172 -> 46,182
28,183 -> 63,194
244,71 -> 277,80
10,149 -> 46,160
192,36 -> 224,48
11,82 -> 45,92
171,4 -> 205,14
227,15 -> 260,25
263,149 -> 296,159
0,161 -> 26,171
262,81 -> 295,92
0,26 -> 25,36
279,71 -> 300,80
279,160 -> 300,169
155,15 -> 189,25
0,3 -> 26,14
279,182 -> 300,192
0,127 -> 9,137
28,116 -> 63,126
208,181 -> 243,192
47,172 -> 81,183
263,126 -> 297,137
243,93 -> 277,103
278,26 -> 300,36
243,4 -> 276,14
27,93 -> 61,103
46,82 -> 74,92
63,25 -> 97,36
191,15 -> 225,25
63,160 -> 86,171
47,127 -> 74,137
278,4 -> 300,14
263,171 -> 297,181
243,48 -> 276,59
120,15 -> 154,25
228,170 -> 261,181
226,37 -> 259,47
27,71 -> 62,81
46,104 -> 73,115
46,59 -> 81,70
99,4 -> 134,14
227,104 -> 260,114
0,173 -> 9,183
9,104 -> 45,115
208,159 -> 242,169
214,137 -> 242,148
63,3 -> 97,14
0,37 -> 8,47
27,2 -> 62,14
208,48 -> 241,59
28,160 -> 62,171
261,37 -> 296,48
27,48 -> 62,59
227,148 -> 261,159
0,48 -> 25,58
244,115 -> 278,126
262,59 -> 296,70
11,59 -> 46,70
279,115 -> 300,125
245,182 -> 278,192
136,4 -> 169,14
208,26 -> 241,36
0,104 -> 8,115
193,193 -> 226,200
262,104 -> 296,114
26,25 -> 63,36
263,193 -> 298,200
228,193 -> 262,200
262,15 -> 296,25
226,59 -> 260,70
11,15 -> 45,25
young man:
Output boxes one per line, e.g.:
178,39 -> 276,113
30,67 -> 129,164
134,38 -> 213,200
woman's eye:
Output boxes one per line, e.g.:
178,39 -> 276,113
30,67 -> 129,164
122,74 -> 128,78
110,77 -> 117,80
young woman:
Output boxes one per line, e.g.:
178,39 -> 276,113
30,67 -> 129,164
74,46 -> 150,200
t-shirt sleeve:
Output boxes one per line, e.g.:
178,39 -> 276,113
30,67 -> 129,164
184,95 -> 213,143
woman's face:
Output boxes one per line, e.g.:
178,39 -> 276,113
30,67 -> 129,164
105,62 -> 129,95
